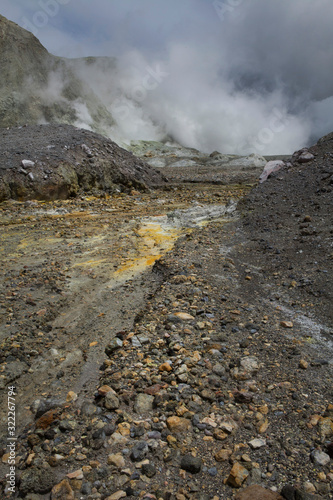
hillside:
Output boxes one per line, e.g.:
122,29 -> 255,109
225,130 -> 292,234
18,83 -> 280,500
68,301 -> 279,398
0,15 -> 115,134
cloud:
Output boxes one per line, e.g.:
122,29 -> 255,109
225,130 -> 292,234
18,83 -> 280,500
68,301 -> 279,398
2,0 -> 333,153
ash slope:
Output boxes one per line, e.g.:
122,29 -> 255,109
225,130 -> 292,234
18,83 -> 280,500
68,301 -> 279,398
236,133 -> 333,329
0,124 -> 166,202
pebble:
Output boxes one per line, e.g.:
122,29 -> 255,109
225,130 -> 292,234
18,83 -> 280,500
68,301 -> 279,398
226,462 -> 249,488
180,455 -> 202,474
134,393 -> 154,413
104,392 -> 120,410
167,416 -> 191,433
235,485 -> 284,499
311,450 -> 331,466
249,438 -> 266,449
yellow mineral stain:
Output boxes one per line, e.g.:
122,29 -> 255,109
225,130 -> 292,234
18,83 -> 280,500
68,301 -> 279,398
114,222 -> 181,278
73,259 -> 107,268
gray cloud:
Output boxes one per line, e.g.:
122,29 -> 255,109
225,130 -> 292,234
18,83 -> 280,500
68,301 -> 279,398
1,0 -> 333,153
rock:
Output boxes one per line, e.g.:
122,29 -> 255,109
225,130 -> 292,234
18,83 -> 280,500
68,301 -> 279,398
298,152 -> 315,163
51,479 -> 74,499
214,448 -> 232,462
19,466 -> 54,495
180,455 -> 202,474
66,391 -> 77,402
259,160 -> 285,183
104,392 -> 120,410
134,393 -> 154,413
167,416 -> 191,434
226,462 -> 249,488
233,390 -> 253,404
281,484 -> 322,499
280,321 -> 293,328
142,462 -> 157,477
212,363 -> 226,376
22,160 -> 35,168
108,453 -> 126,468
106,492 -> 127,500
311,450 -> 330,466
249,438 -> 266,449
174,312 -> 195,321
98,385 -> 114,396
159,362 -> 172,372
105,338 -> 123,356
66,469 -> 84,480
299,359 -> 309,369
130,441 -> 149,462
240,356 -> 260,373
235,484 -> 284,499
319,417 -> 333,439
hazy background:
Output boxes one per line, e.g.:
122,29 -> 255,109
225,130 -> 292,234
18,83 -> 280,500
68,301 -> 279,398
2,0 -> 333,154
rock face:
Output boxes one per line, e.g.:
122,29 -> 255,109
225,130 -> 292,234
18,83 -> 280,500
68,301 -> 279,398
0,124 -> 166,201
0,14 -> 115,133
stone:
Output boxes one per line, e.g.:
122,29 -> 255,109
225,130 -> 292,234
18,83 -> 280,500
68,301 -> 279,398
240,356 -> 260,373
280,321 -> 293,328
311,450 -> 330,466
130,441 -> 149,462
105,338 -> 123,356
319,417 -> 333,439
106,492 -> 126,500
214,448 -> 232,462
259,160 -> 285,183
174,312 -> 195,321
22,159 -> 35,168
235,484 -> 284,499
51,479 -> 74,500
159,362 -> 172,372
141,462 -> 157,477
298,152 -> 315,163
134,393 -> 154,414
108,453 -> 126,468
104,392 -> 120,410
66,469 -> 83,480
167,416 -> 191,434
249,438 -> 266,449
180,455 -> 202,473
19,467 -> 54,495
98,385 -> 114,396
226,462 -> 249,488
299,359 -> 309,369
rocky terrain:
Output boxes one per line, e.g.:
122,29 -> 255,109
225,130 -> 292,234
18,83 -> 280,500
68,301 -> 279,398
0,124 -> 332,499
0,124 -> 166,202
0,15 -> 116,134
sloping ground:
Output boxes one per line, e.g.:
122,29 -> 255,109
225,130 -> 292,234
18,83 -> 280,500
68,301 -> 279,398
0,15 -> 115,133
0,135 -> 332,499
0,124 -> 166,201
236,133 -> 333,328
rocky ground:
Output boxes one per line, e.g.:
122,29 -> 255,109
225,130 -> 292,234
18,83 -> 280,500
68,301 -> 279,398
0,130 -> 332,499
0,125 -> 166,203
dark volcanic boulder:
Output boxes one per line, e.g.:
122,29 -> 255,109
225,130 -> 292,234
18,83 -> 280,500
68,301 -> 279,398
0,124 -> 167,201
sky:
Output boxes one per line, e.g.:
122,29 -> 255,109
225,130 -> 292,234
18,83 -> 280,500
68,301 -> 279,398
2,0 -> 333,154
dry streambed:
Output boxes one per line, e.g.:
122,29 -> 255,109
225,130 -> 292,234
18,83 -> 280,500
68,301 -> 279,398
0,185 -> 241,439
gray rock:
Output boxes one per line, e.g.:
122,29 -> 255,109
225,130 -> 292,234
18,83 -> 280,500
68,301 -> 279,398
104,392 -> 120,410
311,450 -> 330,466
130,441 -> 149,462
21,159 -> 35,168
134,393 -> 154,414
212,363 -> 226,376
141,463 -> 157,477
19,466 -> 54,495
105,338 -> 123,356
180,455 -> 202,474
